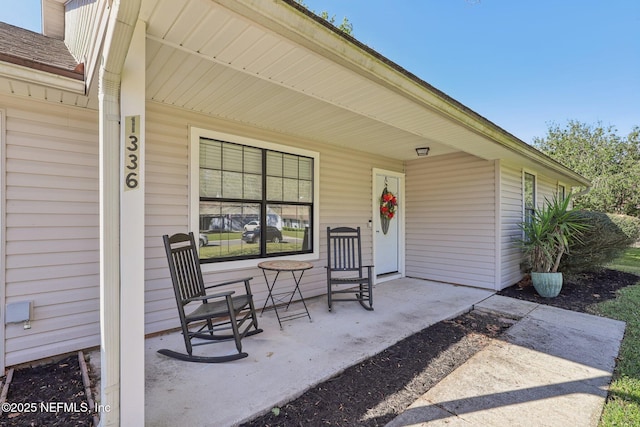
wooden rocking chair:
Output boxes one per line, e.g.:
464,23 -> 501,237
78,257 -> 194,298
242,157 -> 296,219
158,232 -> 263,363
326,226 -> 374,312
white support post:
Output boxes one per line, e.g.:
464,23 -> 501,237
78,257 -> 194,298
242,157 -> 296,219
99,68 -> 122,427
119,20 -> 146,426
98,2 -> 141,425
0,109 -> 6,374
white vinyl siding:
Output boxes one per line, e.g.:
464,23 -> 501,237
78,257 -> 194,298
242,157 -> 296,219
537,175 -> 559,208
405,152 -> 496,289
498,164 -> 574,290
0,93 -> 584,364
64,0 -> 109,93
144,102 -> 402,334
42,0 -> 65,39
2,96 -> 99,366
500,163 -> 525,289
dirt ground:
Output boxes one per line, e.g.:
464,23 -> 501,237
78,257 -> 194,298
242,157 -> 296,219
0,354 -> 95,426
0,268 -> 637,427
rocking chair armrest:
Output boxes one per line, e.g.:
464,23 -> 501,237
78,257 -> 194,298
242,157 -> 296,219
185,290 -> 235,304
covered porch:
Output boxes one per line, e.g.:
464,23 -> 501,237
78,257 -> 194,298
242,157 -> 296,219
143,278 -> 494,426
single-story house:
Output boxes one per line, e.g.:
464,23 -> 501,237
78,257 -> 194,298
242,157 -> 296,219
0,0 -> 590,423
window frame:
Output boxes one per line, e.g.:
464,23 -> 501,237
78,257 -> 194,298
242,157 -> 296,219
190,127 -> 320,272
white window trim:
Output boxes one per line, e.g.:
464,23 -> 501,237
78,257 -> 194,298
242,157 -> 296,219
189,126 -> 320,273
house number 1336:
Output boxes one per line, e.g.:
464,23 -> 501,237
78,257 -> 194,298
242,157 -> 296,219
124,115 -> 140,191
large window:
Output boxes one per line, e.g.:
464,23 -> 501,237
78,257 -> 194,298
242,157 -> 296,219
524,172 -> 536,224
195,132 -> 315,264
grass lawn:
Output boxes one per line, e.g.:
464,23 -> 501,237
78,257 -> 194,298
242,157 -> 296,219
596,248 -> 640,426
199,228 -> 306,259
606,247 -> 640,275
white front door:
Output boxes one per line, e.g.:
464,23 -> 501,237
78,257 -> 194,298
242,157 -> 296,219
373,169 -> 404,277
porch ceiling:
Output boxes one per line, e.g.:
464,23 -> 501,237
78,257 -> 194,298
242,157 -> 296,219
0,0 -> 588,186
139,0 -> 519,163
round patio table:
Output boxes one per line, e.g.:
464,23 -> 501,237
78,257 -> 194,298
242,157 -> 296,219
258,260 -> 313,329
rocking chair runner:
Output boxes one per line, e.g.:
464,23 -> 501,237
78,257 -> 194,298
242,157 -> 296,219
326,226 -> 374,312
159,232 -> 263,363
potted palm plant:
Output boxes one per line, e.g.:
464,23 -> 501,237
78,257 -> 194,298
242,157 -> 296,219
519,194 -> 588,297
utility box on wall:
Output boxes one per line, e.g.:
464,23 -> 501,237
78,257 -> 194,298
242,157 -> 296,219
6,301 -> 33,329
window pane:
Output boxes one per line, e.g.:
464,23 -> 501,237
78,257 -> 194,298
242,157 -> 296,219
243,173 -> 262,200
267,152 -> 282,176
299,180 -> 312,203
524,172 -> 535,224
200,169 -> 221,198
283,155 -> 298,178
524,173 -> 535,210
199,201 -> 261,260
223,144 -> 243,172
200,139 -> 221,169
283,178 -> 299,202
222,171 -> 243,199
267,176 -> 283,201
244,147 -> 262,174
299,158 -> 312,180
266,204 -> 312,254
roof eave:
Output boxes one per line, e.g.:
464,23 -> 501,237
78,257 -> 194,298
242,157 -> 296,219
272,0 -> 591,186
0,59 -> 85,94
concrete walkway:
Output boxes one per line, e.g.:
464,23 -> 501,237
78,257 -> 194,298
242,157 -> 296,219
387,295 -> 626,427
144,280 -> 625,427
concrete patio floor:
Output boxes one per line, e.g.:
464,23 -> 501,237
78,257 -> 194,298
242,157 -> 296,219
144,278 -> 493,426
143,278 -> 625,427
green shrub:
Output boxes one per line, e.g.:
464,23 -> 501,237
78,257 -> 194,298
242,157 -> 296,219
560,211 -> 640,273
609,213 -> 640,245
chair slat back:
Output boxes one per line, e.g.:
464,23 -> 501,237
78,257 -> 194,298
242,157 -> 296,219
163,233 -> 206,305
327,227 -> 363,272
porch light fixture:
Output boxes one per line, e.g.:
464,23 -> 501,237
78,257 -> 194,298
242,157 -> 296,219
415,147 -> 430,157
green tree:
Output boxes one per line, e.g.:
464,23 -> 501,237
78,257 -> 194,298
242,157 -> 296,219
294,1 -> 354,35
533,121 -> 640,217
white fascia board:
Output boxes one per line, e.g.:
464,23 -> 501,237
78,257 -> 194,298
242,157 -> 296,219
0,62 -> 85,94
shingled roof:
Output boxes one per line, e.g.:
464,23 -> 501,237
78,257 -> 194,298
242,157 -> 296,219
0,21 -> 83,80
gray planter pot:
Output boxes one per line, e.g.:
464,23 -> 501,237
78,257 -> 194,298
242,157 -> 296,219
531,272 -> 563,298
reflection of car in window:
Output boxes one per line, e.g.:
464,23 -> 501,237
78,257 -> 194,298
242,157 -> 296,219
243,220 -> 260,231
242,226 -> 282,244
199,234 -> 208,247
